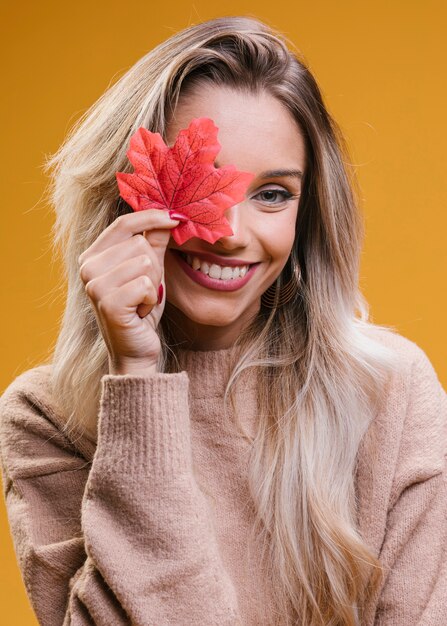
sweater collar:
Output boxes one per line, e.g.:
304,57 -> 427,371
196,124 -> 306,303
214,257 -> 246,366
174,344 -> 258,399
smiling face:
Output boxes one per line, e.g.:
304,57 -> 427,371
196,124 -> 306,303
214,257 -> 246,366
163,84 -> 306,350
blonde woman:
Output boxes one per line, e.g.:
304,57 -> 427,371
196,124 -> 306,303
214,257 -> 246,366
1,15 -> 446,626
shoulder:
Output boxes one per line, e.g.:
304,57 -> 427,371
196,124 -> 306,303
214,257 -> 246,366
0,364 -> 93,479
354,328 -> 446,553
363,326 -> 445,407
1,363 -> 53,406
360,326 -> 447,496
365,324 -> 442,373
0,363 -> 61,436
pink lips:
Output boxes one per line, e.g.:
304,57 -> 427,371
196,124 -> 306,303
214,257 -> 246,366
172,250 -> 260,292
171,248 -> 256,267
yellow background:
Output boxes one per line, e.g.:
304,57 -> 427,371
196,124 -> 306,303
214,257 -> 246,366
1,1 -> 446,622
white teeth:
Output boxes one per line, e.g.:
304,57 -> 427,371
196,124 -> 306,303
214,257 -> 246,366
182,253 -> 250,279
220,267 -> 233,280
209,264 -> 222,279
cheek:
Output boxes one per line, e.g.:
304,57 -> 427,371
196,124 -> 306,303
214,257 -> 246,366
257,213 -> 297,263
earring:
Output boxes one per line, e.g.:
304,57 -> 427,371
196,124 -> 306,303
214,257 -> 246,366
261,255 -> 302,308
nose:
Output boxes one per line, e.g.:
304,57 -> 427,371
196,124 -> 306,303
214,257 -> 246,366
214,201 -> 250,250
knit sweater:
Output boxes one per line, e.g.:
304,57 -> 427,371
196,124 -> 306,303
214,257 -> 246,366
0,330 -> 446,626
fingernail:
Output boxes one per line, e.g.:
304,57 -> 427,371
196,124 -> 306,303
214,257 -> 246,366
169,210 -> 189,221
157,283 -> 164,305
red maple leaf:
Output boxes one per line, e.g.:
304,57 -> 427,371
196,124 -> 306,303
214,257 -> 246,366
115,117 -> 255,245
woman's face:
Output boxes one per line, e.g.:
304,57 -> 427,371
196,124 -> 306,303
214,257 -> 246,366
163,84 -> 306,349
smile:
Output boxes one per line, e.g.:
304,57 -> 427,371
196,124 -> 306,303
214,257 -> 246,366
180,251 -> 251,278
171,250 -> 261,292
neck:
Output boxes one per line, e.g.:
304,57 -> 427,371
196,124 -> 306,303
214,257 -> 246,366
164,300 -> 260,351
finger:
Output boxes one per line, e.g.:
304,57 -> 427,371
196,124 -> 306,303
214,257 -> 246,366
84,254 -> 159,303
98,274 -> 158,321
143,227 -> 174,273
137,267 -> 165,319
79,210 -> 179,263
80,235 -> 159,285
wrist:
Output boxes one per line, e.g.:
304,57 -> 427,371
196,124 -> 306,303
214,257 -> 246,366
108,357 -> 159,377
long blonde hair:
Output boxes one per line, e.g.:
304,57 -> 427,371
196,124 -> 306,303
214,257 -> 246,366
43,15 -> 400,625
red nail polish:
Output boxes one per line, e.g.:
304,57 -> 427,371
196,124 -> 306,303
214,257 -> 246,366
169,210 -> 189,221
157,283 -> 164,305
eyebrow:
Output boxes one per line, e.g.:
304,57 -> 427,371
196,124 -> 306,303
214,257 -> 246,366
258,168 -> 303,180
215,161 -> 303,180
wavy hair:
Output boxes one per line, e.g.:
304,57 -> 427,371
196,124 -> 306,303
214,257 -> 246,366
43,15 -> 400,625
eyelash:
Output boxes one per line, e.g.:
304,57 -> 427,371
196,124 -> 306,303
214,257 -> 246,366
252,188 -> 297,206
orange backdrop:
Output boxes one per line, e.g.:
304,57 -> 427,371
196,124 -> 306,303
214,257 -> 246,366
1,1 -> 446,622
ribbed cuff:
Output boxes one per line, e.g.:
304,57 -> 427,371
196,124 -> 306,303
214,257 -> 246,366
97,372 -> 191,480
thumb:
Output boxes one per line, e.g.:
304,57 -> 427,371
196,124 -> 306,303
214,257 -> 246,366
143,226 -> 173,277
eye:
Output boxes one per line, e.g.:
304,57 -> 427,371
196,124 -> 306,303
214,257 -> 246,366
252,187 -> 297,206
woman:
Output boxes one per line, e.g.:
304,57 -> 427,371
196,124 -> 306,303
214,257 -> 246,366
0,15 -> 446,626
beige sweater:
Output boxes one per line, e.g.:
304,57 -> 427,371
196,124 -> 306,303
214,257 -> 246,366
0,330 -> 446,625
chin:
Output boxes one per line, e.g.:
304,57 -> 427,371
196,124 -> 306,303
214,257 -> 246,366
167,298 -> 242,327
186,310 -> 240,327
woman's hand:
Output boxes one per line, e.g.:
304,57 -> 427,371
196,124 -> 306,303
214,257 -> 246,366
78,210 -> 180,376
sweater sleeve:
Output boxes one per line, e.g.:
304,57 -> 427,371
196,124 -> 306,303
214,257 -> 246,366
373,347 -> 447,625
0,371 -> 242,626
